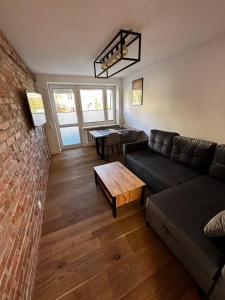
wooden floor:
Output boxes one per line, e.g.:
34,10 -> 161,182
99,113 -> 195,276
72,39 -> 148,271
34,147 -> 202,300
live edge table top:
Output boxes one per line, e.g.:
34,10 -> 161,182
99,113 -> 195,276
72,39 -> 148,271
93,161 -> 146,198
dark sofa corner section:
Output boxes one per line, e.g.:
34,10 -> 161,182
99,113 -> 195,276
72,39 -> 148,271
123,129 -> 225,300
171,136 -> 217,172
123,129 -> 200,192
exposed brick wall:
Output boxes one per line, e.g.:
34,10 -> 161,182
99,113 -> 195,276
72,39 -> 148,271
0,31 -> 50,299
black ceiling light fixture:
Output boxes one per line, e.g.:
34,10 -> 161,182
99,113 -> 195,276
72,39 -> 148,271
94,29 -> 141,78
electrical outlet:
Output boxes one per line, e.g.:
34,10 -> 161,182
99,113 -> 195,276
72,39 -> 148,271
37,201 -> 42,211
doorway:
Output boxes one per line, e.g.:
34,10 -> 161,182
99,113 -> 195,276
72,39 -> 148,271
49,84 -> 116,151
50,86 -> 82,150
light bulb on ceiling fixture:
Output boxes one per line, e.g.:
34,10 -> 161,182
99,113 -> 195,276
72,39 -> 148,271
122,46 -> 128,56
101,45 -> 128,70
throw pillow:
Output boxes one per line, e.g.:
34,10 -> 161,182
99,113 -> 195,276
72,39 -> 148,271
204,210 -> 225,237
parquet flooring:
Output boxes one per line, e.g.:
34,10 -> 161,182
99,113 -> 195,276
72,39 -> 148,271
34,147 -> 202,300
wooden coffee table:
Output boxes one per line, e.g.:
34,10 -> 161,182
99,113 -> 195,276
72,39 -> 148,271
94,161 -> 146,217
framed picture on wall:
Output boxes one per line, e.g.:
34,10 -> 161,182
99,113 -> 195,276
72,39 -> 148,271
132,78 -> 143,105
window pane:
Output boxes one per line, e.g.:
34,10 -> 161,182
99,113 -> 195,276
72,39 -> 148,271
60,126 -> 80,146
107,89 -> 114,121
53,88 -> 78,125
80,89 -> 104,123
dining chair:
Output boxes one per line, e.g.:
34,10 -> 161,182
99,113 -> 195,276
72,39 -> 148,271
122,130 -> 138,144
137,130 -> 149,142
106,132 -> 121,160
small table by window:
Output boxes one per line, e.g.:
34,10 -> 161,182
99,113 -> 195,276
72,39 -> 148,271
89,128 -> 128,159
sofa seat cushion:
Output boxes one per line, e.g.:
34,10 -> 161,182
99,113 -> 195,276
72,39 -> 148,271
126,149 -> 200,192
146,175 -> 225,288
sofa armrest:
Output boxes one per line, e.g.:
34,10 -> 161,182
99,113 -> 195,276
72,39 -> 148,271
210,265 -> 225,300
123,140 -> 148,156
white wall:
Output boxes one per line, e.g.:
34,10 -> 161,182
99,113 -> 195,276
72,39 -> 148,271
123,36 -> 225,144
35,74 -> 123,154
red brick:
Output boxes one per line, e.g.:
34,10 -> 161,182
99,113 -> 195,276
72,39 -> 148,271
0,121 -> 10,130
0,30 -> 49,300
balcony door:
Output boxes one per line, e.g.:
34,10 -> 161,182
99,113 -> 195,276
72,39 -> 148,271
49,84 -> 116,150
50,86 -> 82,149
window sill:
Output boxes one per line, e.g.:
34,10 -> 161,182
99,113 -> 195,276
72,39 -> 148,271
82,123 -> 119,130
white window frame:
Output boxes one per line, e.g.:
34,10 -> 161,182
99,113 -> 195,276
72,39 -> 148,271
48,83 -> 117,150
77,85 -> 116,126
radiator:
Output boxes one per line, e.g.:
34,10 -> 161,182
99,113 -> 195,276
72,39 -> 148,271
87,131 -> 95,144
82,125 -> 120,146
82,128 -> 95,146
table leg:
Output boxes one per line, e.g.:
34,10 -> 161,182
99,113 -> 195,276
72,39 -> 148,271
112,197 -> 117,218
94,170 -> 98,186
141,186 -> 146,206
96,138 -> 100,155
101,137 -> 105,160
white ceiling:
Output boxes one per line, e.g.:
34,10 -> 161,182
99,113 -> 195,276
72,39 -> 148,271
1,0 -> 225,77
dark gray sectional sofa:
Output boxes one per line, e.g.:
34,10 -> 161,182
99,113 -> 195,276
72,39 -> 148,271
123,129 -> 225,300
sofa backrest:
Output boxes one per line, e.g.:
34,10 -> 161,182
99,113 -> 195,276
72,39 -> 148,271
171,136 -> 216,172
209,144 -> 225,182
149,129 -> 179,158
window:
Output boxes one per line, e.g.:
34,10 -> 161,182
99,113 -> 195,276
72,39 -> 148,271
106,88 -> 114,121
80,89 -> 104,123
79,87 -> 115,124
